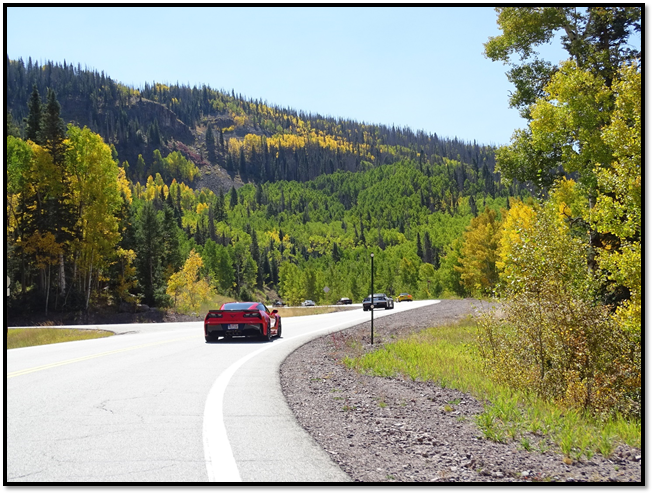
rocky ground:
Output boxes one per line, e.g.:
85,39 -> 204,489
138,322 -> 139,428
279,299 -> 642,483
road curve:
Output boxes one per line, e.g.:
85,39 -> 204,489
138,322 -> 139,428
6,300 -> 439,483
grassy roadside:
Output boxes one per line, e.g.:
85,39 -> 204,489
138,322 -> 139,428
342,320 -> 641,460
7,327 -> 114,349
274,306 -> 358,318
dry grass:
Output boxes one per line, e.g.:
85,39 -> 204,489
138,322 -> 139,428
7,327 -> 114,349
275,306 -> 358,318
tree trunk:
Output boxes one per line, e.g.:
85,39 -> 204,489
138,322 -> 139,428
85,252 -> 94,312
45,264 -> 51,316
59,252 -> 66,295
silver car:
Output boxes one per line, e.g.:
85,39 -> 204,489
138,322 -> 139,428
363,293 -> 394,311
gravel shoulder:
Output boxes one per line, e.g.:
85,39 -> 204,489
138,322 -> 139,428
279,299 -> 642,483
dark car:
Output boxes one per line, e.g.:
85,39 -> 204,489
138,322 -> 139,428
337,297 -> 352,305
273,300 -> 285,307
363,293 -> 394,311
204,302 -> 281,342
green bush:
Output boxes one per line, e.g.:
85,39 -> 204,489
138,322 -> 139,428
478,198 -> 640,419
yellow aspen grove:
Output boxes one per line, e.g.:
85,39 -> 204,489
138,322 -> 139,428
66,125 -> 126,309
455,207 -> 503,295
166,250 -> 214,314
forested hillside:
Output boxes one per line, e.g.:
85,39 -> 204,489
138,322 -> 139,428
7,54 -> 524,319
6,56 -> 504,194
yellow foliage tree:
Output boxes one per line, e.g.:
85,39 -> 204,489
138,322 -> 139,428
196,202 -> 209,216
496,199 -> 537,282
166,250 -> 214,314
591,63 -> 641,341
67,125 -> 125,309
114,248 -> 139,304
456,207 -> 503,295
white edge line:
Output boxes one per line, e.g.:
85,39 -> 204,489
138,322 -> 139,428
202,324 -> 343,483
203,347 -> 267,482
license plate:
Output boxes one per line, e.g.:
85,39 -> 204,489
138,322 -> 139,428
228,324 -> 239,330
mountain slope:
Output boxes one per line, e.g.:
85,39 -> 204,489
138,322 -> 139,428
6,57 -> 507,197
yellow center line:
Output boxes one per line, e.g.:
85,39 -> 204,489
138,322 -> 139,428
7,336 -> 197,378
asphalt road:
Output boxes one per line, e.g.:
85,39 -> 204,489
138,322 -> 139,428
6,300 -> 439,483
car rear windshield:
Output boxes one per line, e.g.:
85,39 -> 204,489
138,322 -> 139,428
222,302 -> 259,311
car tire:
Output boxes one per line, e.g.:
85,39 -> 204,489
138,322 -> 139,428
276,321 -> 282,339
261,324 -> 272,342
205,332 -> 219,343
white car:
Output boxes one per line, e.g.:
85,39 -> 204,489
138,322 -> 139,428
301,300 -> 316,306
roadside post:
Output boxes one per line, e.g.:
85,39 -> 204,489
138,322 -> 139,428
370,253 -> 374,345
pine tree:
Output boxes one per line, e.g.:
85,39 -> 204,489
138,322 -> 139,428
255,183 -> 263,206
135,154 -> 147,183
148,119 -> 161,146
331,242 -> 341,262
207,202 -> 217,242
469,195 -> 478,216
136,201 -> 164,306
262,254 -> 272,286
39,88 -> 75,298
423,231 -> 433,264
416,234 -> 424,260
250,229 -> 263,289
239,147 -> 247,178
229,186 -> 238,209
7,112 -> 21,137
206,125 -> 216,163
25,84 -> 42,143
39,88 -> 68,166
161,204 -> 182,276
215,188 -> 226,222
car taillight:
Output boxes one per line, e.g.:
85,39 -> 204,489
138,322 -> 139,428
206,312 -> 222,322
243,312 -> 261,318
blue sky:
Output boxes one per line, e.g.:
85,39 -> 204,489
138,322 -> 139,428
6,5 -> 573,146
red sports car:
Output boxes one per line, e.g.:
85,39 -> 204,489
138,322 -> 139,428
204,302 -> 281,342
